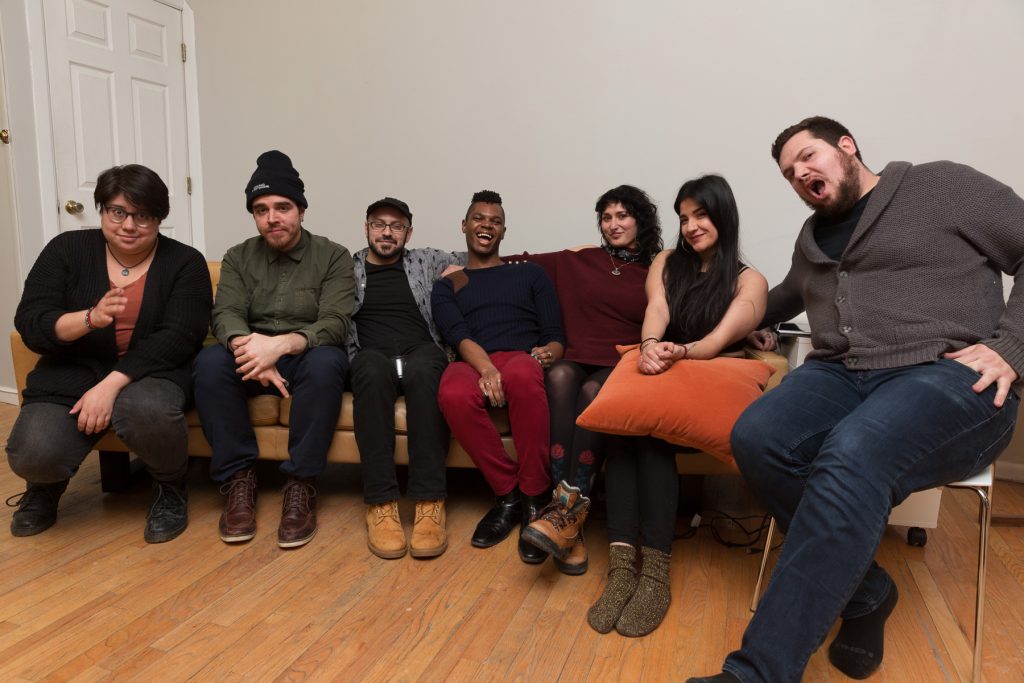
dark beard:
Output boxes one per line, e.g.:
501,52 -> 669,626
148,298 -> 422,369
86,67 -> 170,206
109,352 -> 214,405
808,153 -> 863,220
368,241 -> 403,261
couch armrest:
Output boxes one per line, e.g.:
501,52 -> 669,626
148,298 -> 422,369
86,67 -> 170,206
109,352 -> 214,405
10,331 -> 40,406
743,347 -> 789,392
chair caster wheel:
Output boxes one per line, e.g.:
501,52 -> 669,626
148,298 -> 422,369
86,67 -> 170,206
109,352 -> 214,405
907,527 -> 927,547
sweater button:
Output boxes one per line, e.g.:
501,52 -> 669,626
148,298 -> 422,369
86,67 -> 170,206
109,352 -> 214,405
836,296 -> 846,303
849,357 -> 858,366
838,271 -> 848,278
841,325 -> 852,334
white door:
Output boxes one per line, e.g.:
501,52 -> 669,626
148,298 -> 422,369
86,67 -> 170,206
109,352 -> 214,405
43,0 -> 191,244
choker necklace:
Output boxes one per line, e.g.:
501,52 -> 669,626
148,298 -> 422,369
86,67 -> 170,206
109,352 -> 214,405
108,243 -> 156,277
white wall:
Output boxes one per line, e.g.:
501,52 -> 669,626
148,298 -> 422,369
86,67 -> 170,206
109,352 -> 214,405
189,0 -> 1024,293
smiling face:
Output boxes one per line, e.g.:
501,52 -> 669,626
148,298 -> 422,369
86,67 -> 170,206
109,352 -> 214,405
599,202 -> 639,250
678,197 -> 719,261
461,202 -> 506,257
365,207 -> 412,264
100,193 -> 160,259
778,130 -> 864,219
252,194 -> 304,252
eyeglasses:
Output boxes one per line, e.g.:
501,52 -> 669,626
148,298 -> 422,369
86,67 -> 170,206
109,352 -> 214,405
367,220 -> 409,234
104,204 -> 157,228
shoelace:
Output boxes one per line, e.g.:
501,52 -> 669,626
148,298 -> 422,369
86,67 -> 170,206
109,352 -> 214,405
374,502 -> 400,524
5,492 -> 26,508
283,481 -> 314,512
219,476 -> 255,508
416,501 -> 441,521
150,483 -> 184,515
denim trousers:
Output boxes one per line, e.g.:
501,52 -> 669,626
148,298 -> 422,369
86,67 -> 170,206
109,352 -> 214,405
6,377 -> 189,484
349,343 -> 449,504
192,344 -> 348,482
724,359 -> 1018,683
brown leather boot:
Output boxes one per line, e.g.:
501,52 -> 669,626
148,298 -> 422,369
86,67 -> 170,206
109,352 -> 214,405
278,477 -> 316,548
367,500 -> 407,559
553,529 -> 588,575
521,480 -> 590,559
410,499 -> 447,558
219,468 -> 257,543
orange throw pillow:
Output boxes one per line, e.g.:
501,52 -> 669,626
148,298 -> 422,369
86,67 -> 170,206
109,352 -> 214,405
576,345 -> 776,467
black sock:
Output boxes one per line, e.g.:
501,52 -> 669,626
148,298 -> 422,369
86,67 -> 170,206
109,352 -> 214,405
828,582 -> 900,679
685,674 -> 740,683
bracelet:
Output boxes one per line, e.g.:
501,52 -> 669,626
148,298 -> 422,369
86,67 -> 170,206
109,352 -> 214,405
640,337 -> 660,351
678,343 -> 688,359
84,307 -> 96,330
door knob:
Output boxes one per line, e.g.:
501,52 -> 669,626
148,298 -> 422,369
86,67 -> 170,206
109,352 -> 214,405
0,129 -> 9,144
64,200 -> 85,215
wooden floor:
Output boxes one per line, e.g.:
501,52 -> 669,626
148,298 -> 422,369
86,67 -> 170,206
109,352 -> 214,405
0,403 -> 1023,682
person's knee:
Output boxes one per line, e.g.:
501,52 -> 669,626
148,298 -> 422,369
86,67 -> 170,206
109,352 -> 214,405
501,355 -> 545,396
111,382 -> 186,444
437,373 -> 477,414
350,349 -> 391,389
402,349 -> 447,386
7,428 -> 76,483
192,344 -> 235,386
295,346 -> 348,391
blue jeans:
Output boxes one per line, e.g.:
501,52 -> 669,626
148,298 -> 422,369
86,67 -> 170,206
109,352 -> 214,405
725,359 -> 1017,683
192,344 -> 348,481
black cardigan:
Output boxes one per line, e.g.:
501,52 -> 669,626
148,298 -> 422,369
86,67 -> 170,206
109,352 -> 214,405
16,229 -> 213,407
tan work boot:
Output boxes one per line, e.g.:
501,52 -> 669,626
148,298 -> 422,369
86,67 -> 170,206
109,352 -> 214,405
521,480 -> 590,559
410,499 -> 448,558
553,528 -> 588,575
366,500 -> 407,559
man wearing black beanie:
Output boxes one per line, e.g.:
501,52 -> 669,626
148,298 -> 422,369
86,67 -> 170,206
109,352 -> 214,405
193,150 -> 355,549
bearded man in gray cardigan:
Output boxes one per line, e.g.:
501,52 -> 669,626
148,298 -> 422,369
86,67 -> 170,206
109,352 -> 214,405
689,116 -> 1024,683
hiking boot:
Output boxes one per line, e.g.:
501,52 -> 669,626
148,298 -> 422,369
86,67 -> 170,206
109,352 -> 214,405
367,500 -> 407,559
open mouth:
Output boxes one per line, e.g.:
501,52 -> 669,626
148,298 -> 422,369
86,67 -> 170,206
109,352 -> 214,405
808,179 -> 827,199
475,231 -> 495,244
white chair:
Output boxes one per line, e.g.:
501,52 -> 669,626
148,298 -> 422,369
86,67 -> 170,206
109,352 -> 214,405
749,465 -> 994,683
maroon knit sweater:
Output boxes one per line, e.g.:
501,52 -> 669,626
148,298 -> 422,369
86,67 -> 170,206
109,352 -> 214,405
505,247 -> 648,366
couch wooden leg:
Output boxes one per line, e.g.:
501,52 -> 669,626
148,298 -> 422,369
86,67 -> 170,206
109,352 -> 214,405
99,451 -> 141,493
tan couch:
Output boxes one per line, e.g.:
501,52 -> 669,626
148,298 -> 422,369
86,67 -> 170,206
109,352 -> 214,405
9,262 -> 788,491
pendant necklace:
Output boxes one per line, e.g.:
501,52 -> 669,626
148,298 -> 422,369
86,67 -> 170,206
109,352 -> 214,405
609,252 -> 628,276
108,243 -> 156,277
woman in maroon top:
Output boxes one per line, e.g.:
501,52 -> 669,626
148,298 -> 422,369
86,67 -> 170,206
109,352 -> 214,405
513,185 -> 662,575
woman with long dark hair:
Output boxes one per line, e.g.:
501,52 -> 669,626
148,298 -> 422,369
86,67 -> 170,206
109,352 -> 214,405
586,174 -> 767,637
510,185 -> 662,573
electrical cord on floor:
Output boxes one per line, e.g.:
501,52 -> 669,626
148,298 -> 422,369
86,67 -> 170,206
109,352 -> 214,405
675,510 -> 782,551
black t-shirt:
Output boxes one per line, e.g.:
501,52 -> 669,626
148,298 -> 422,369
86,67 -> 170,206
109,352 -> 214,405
814,189 -> 873,261
354,261 -> 432,355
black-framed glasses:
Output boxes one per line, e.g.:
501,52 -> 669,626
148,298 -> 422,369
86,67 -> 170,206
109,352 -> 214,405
104,204 -> 157,228
367,220 -> 409,234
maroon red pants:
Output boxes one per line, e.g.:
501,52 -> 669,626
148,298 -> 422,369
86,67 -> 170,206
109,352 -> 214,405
437,351 -> 551,496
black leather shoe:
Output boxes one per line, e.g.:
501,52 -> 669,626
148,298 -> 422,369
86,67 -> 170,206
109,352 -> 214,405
144,480 -> 189,543
8,480 -> 68,537
518,493 -> 549,564
472,488 -> 521,548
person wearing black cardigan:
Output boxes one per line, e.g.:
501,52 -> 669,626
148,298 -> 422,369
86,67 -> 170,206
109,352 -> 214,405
6,165 -> 212,543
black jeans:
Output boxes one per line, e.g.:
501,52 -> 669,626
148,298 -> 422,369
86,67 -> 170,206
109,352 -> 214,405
350,343 -> 449,503
604,436 -> 679,553
193,344 -> 348,482
7,377 -> 189,484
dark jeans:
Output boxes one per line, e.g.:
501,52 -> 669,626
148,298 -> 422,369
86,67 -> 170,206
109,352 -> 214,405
545,360 -> 613,496
6,377 -> 189,484
192,343 -> 348,482
725,359 -> 1018,683
350,343 -> 449,504
604,436 -> 679,553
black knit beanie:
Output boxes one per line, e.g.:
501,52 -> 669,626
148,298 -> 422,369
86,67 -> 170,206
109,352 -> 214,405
244,150 -> 307,213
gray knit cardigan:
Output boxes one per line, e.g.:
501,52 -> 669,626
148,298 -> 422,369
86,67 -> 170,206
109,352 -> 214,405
764,160 -> 1024,376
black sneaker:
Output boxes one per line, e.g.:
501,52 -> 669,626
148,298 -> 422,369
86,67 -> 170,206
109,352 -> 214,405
7,480 -> 69,537
144,480 -> 188,543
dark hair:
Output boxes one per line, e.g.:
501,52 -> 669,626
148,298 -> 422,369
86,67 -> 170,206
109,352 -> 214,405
663,174 -> 742,342
465,189 -> 503,220
770,116 -> 862,164
93,164 -> 170,220
594,185 -> 663,265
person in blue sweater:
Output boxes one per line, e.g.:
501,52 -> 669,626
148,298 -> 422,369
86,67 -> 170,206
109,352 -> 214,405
432,190 -> 566,563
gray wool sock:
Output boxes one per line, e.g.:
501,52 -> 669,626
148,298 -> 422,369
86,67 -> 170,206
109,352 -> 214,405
587,544 -> 638,633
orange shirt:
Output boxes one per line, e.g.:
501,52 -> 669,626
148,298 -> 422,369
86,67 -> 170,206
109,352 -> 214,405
113,272 -> 148,357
